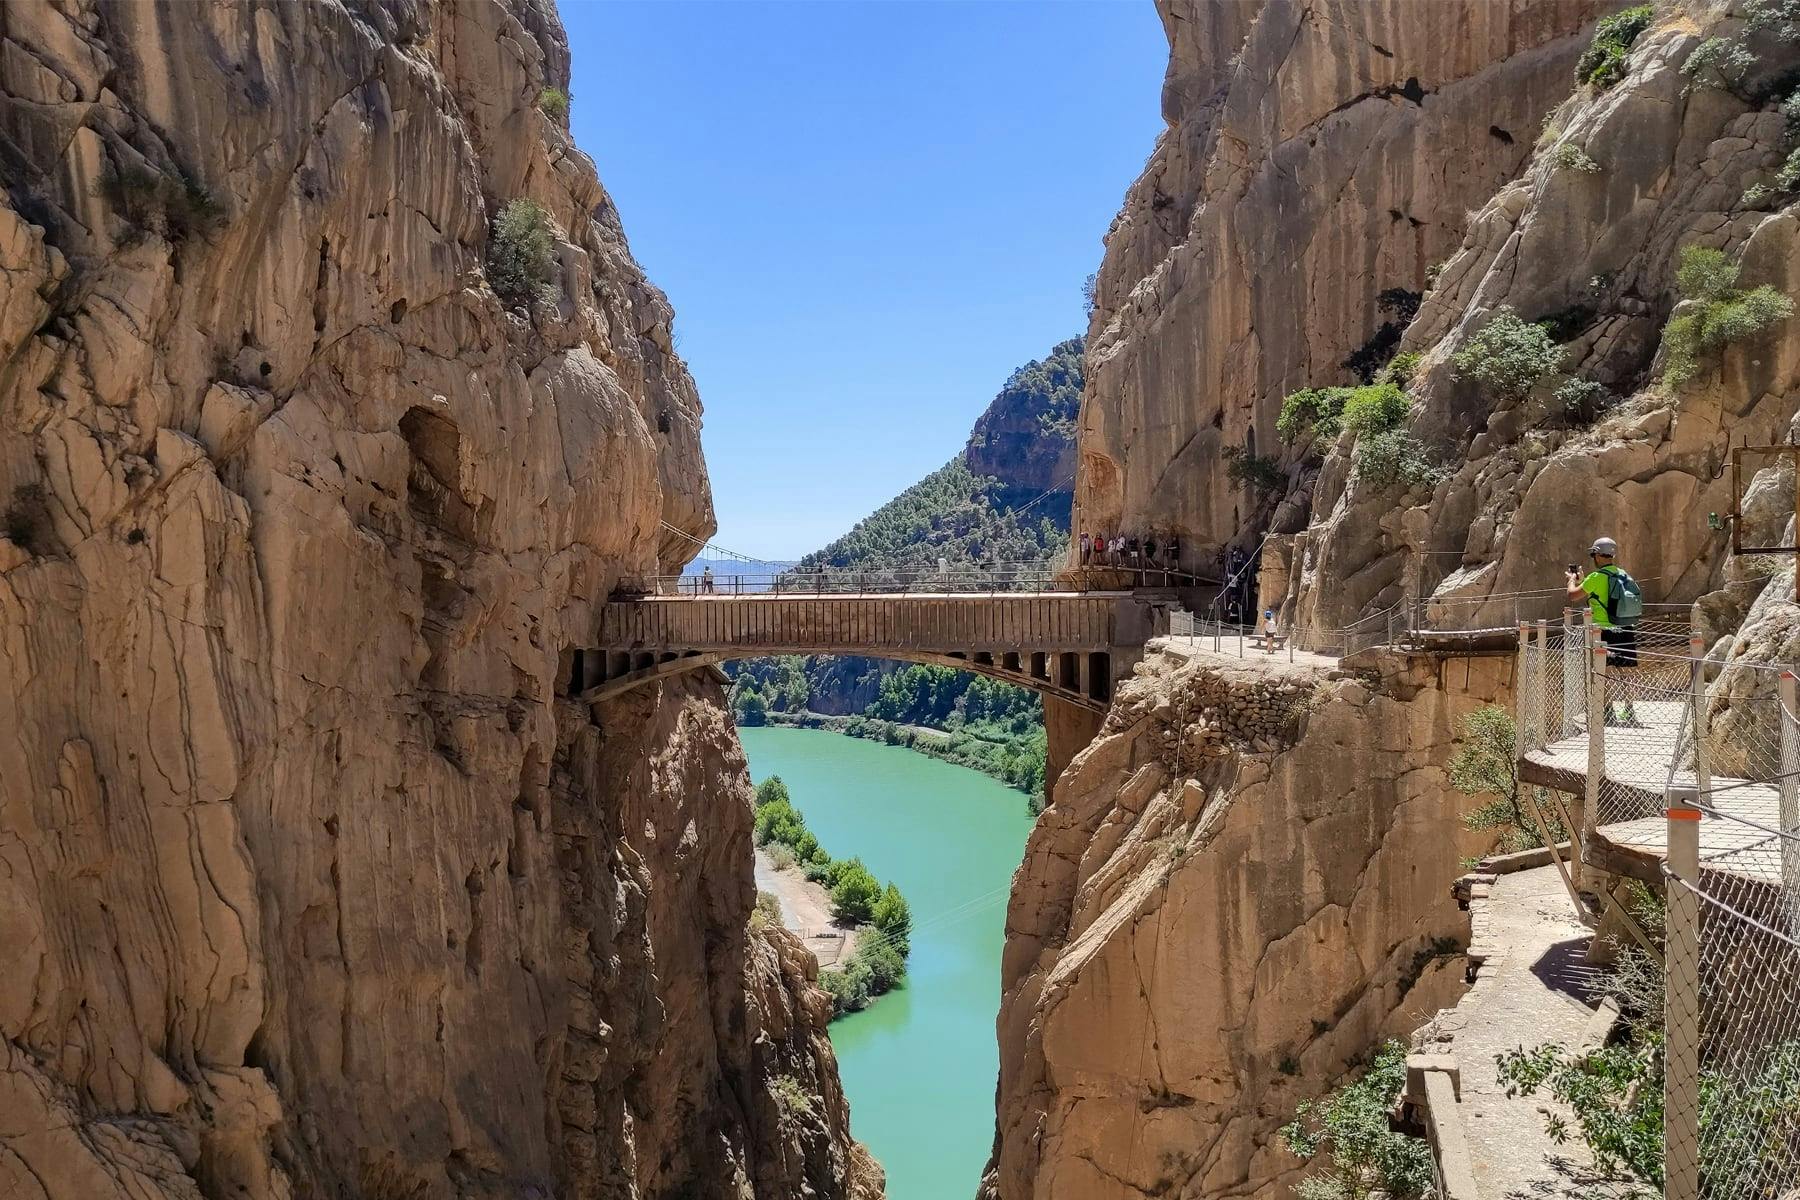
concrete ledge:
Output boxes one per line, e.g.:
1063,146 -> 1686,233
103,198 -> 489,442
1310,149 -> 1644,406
1580,995 -> 1622,1052
1478,842 -> 1576,875
1422,1070 -> 1480,1200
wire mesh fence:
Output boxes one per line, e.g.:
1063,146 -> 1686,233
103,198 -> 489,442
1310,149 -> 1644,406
1519,623 -> 1800,1197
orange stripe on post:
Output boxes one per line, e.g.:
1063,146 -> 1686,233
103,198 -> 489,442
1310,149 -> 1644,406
1666,807 -> 1703,821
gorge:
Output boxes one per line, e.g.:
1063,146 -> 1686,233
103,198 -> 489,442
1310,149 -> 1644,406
8,0 -> 1800,1198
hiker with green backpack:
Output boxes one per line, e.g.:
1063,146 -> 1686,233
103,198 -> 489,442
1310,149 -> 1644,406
1566,536 -> 1645,725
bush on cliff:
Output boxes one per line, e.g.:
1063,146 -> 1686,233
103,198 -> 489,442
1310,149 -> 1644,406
1451,307 -> 1564,403
1576,5 -> 1654,89
487,198 -> 557,306
1448,705 -> 1566,854
1280,1039 -> 1434,1200
1660,245 -> 1795,389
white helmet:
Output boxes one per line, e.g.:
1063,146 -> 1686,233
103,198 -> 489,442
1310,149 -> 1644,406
1589,536 -> 1618,557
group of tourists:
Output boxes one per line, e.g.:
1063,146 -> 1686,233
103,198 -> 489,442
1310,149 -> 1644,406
1078,531 -> 1182,574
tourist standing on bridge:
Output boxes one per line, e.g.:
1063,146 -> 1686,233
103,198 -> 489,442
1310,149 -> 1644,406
1080,532 -> 1091,565
1567,536 -> 1645,726
701,565 -> 715,594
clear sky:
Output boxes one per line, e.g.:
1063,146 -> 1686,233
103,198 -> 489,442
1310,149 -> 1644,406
562,0 -> 1168,557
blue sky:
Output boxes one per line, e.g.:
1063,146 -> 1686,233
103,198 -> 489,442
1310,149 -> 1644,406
562,0 -> 1168,557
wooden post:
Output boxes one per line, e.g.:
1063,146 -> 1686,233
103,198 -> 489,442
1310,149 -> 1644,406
1664,791 -> 1703,1200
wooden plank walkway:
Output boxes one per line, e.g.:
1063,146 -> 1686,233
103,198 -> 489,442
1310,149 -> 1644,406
1520,700 -> 1786,884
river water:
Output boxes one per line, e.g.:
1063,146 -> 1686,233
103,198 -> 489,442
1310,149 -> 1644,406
738,726 -> 1034,1200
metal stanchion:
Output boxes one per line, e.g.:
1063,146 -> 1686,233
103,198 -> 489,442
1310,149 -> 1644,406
1664,790 -> 1703,1200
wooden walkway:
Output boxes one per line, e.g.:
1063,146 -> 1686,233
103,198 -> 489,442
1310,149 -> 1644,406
1521,699 -> 1786,884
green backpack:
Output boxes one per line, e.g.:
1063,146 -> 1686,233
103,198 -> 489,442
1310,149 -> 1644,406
1603,566 -> 1643,627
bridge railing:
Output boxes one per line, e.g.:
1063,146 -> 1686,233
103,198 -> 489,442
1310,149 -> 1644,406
646,562 -> 1213,597
1517,617 -> 1800,1198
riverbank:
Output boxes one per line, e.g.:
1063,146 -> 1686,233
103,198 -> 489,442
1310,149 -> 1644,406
755,847 -> 859,967
753,709 -> 1044,810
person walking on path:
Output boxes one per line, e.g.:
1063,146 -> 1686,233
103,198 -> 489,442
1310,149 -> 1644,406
1566,536 -> 1645,725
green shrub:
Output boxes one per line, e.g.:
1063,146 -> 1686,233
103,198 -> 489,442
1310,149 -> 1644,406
765,843 -> 798,871
1354,429 -> 1440,491
1280,1040 -> 1434,1200
1277,387 -> 1346,444
1778,145 -> 1800,193
819,961 -> 870,1013
1554,376 -> 1611,424
829,858 -> 882,923
754,776 -> 791,810
1747,0 -> 1800,41
1660,245 -> 1796,388
1682,36 -> 1756,91
751,889 -> 783,931
1379,351 -> 1422,387
536,87 -> 569,118
857,938 -> 906,994
1339,381 -> 1410,437
1221,445 -> 1285,495
1576,5 -> 1654,88
1546,141 -> 1602,173
487,198 -> 557,306
1451,307 -> 1564,402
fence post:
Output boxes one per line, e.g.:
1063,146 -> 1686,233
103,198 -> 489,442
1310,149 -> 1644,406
1690,634 -> 1711,800
1585,629 -> 1606,851
1783,671 -> 1799,932
1562,608 -> 1583,739
1534,619 -> 1550,752
1664,790 -> 1703,1200
1517,622 -> 1536,753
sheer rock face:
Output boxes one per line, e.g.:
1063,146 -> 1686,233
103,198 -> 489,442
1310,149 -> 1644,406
0,4 -> 873,1198
1073,0 -> 1606,565
983,649 -> 1497,1199
1292,1 -> 1800,634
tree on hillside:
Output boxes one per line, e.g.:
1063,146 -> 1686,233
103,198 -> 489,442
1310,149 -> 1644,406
829,858 -> 882,923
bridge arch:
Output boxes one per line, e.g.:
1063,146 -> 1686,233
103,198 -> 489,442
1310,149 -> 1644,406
568,645 -> 1115,711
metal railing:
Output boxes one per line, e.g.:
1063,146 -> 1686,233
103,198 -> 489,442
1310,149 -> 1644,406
640,562 -> 1213,597
1517,620 -> 1800,1197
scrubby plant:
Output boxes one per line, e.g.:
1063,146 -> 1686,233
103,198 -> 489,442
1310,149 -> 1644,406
1660,244 -> 1796,388
1576,5 -> 1655,88
1339,381 -> 1409,437
751,889 -> 783,932
1554,376 -> 1612,424
870,882 -> 912,958
1746,0 -> 1800,41
1778,145 -> 1800,192
771,1074 -> 816,1118
1379,351 -> 1422,387
765,843 -> 798,871
1278,387 -> 1347,444
536,86 -> 569,118
487,197 -> 557,306
1547,141 -> 1602,173
1448,705 -> 1569,853
1353,429 -> 1440,491
1682,36 -> 1756,91
1222,444 -> 1285,495
1280,1040 -> 1434,1200
1451,307 -> 1565,402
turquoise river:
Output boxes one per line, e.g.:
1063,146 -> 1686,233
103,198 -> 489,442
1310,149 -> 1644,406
739,726 -> 1035,1200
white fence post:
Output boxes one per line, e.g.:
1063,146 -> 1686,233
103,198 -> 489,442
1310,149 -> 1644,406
1562,608 -> 1583,739
1534,619 -> 1549,751
1585,629 -> 1606,851
1783,671 -> 1799,933
1690,634 -> 1711,800
1517,622 -> 1537,753
1664,791 -> 1703,1200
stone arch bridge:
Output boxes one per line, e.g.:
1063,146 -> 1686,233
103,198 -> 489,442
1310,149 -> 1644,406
568,589 -> 1180,712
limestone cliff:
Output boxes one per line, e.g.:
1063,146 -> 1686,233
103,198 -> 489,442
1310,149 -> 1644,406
984,648 -> 1497,1199
1290,0 -> 1800,632
1075,0 -> 1609,563
0,3 -> 874,1198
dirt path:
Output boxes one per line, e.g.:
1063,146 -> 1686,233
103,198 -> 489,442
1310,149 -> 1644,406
754,848 -> 859,967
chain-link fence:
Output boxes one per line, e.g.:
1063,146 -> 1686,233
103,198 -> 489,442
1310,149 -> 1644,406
1519,622 -> 1800,1197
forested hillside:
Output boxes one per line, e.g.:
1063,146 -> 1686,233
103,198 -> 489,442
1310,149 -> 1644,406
730,337 -> 1082,807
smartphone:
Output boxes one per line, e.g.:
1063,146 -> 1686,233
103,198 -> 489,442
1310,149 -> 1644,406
1567,563 -> 1579,574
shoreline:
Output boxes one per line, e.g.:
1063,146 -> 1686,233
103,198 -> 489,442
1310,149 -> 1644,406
754,847 -> 859,967
749,710 -> 1043,806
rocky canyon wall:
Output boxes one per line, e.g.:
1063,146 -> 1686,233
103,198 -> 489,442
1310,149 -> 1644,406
0,3 -> 873,1198
985,648 -> 1501,1199
1075,0 -> 1609,566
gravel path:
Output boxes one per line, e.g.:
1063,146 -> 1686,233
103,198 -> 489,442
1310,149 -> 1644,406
754,848 -> 858,967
